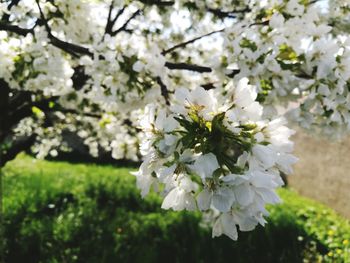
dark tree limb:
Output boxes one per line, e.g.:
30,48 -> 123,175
0,22 -> 34,36
227,69 -> 241,78
105,2 -> 127,36
207,7 -> 250,19
49,36 -> 92,57
35,0 -> 92,57
138,0 -> 174,6
201,83 -> 216,90
165,62 -> 212,73
0,79 -> 10,143
72,66 -> 89,90
8,0 -> 21,10
156,77 -> 170,105
105,0 -> 116,35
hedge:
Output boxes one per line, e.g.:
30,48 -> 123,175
2,154 -> 350,263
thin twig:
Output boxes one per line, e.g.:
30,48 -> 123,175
111,9 -> 141,36
206,6 -> 251,19
105,2 -> 127,37
35,0 -> 92,57
162,28 -> 224,55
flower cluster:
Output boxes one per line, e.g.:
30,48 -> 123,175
222,0 -> 350,137
133,79 -> 297,240
3,0 -> 350,163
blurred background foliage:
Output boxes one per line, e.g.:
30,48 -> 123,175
2,154 -> 350,263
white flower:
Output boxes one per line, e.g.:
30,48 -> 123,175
161,175 -> 197,211
275,152 -> 299,175
132,60 -> 145,72
191,153 -> 220,179
269,13 -> 285,29
197,186 -> 236,212
171,87 -> 218,120
212,213 -> 238,241
286,0 -> 305,16
252,144 -> 276,169
234,183 -> 254,206
131,151 -> 163,197
225,78 -> 263,121
161,186 -> 196,211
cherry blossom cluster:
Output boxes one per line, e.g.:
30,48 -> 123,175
133,78 -> 297,240
222,0 -> 350,137
2,0 -> 350,162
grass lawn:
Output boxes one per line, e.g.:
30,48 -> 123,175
2,154 -> 350,263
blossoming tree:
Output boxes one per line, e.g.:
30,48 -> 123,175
1,0 -> 350,240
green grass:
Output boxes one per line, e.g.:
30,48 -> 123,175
2,154 -> 350,263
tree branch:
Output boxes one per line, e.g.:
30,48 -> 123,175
105,2 -> 127,36
156,77 -> 170,105
0,22 -> 34,36
138,0 -> 174,6
35,0 -> 92,57
72,66 -> 89,90
201,83 -> 216,90
8,0 -> 21,10
207,6 -> 251,19
165,62 -> 212,73
162,29 -> 224,55
110,9 -> 141,36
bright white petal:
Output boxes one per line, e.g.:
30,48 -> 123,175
221,213 -> 238,240
234,184 -> 254,206
197,189 -> 212,211
212,187 -> 235,212
192,153 -> 220,179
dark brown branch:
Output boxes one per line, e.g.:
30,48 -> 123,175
50,36 -> 92,57
249,20 -> 270,27
105,0 -> 115,34
165,62 -> 212,73
309,0 -> 321,5
72,66 -> 89,90
8,0 -> 21,10
35,0 -> 92,57
105,3 -> 127,36
207,6 -> 251,19
296,72 -> 313,79
207,8 -> 236,19
162,29 -> 224,55
156,77 -> 170,105
111,9 -> 141,36
0,79 -> 10,142
138,0 -> 174,6
201,83 -> 216,90
0,22 -> 34,36
227,69 -> 241,78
